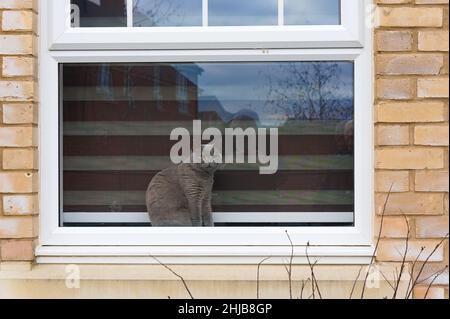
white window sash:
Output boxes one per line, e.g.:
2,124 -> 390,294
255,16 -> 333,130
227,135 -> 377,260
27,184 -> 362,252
39,49 -> 373,246
49,0 -> 364,50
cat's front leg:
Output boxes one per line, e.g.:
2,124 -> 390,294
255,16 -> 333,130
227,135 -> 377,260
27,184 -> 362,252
202,199 -> 214,227
187,200 -> 203,227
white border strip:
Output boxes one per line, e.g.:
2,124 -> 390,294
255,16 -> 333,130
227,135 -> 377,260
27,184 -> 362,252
63,212 -> 354,224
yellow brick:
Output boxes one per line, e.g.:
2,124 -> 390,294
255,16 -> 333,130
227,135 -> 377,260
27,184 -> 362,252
377,0 -> 411,3
376,192 -> 444,215
416,216 -> 449,239
2,57 -> 34,77
416,0 -> 449,4
0,217 -> 34,239
376,31 -> 413,52
378,216 -> 410,238
377,101 -> 445,123
2,149 -> 37,170
377,54 -> 444,75
2,195 -> 37,216
1,10 -> 33,31
376,148 -> 444,169
376,171 -> 410,192
0,240 -> 34,261
377,125 -> 410,145
415,170 -> 449,192
0,172 -> 36,193
414,125 -> 449,146
418,77 -> 449,98
414,287 -> 445,300
419,31 -> 449,52
376,78 -> 414,100
0,81 -> 34,101
2,104 -> 36,124
0,127 -> 36,147
414,263 -> 449,286
378,7 -> 443,27
0,0 -> 34,9
378,240 -> 444,262
0,35 -> 33,55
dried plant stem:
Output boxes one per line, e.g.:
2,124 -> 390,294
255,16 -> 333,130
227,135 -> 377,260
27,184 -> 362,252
360,185 -> 393,299
406,233 -> 449,299
306,242 -> 322,299
285,231 -> 295,299
349,266 -> 363,299
405,247 -> 425,298
392,215 -> 410,299
152,256 -> 194,299
299,279 -> 311,299
256,257 -> 271,299
423,266 -> 448,299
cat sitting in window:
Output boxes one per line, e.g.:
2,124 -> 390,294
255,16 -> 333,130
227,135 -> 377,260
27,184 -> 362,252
146,145 -> 222,227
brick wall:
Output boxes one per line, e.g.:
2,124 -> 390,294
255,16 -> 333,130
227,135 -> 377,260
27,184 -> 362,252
0,0 -> 448,299
0,0 -> 38,262
375,0 -> 449,299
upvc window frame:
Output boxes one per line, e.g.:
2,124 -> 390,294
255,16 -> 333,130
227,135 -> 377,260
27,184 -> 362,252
49,0 -> 364,50
37,0 -> 374,264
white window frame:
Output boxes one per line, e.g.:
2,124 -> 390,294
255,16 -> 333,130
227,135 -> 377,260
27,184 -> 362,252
37,0 -> 374,264
49,0 -> 364,50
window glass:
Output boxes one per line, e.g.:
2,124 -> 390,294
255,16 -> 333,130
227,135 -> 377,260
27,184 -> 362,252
284,0 -> 341,25
71,0 -> 127,27
208,0 -> 278,26
133,0 -> 202,27
61,62 -> 354,226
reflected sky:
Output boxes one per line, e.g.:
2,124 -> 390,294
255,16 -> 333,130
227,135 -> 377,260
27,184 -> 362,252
285,0 -> 341,25
133,0 -> 202,27
174,62 -> 354,125
71,0 -> 127,27
209,0 -> 278,26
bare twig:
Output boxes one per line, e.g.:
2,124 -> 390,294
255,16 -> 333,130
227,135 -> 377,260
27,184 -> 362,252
360,184 -> 394,299
392,214 -> 410,299
423,266 -> 449,299
299,278 -> 311,299
256,257 -> 271,299
152,256 -> 194,299
416,266 -> 449,285
305,242 -> 322,299
285,231 -> 295,299
406,233 -> 449,299
405,247 -> 425,298
349,266 -> 363,299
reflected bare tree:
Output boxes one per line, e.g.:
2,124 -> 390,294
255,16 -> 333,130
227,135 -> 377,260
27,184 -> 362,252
133,0 -> 184,27
265,62 -> 352,121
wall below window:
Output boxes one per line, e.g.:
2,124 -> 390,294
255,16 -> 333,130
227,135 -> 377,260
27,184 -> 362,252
0,264 -> 408,299
0,0 -> 448,299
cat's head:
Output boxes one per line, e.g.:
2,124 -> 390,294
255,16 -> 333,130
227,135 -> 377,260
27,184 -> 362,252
190,144 -> 224,173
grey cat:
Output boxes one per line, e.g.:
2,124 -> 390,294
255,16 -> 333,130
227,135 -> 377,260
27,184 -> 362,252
146,146 -> 222,227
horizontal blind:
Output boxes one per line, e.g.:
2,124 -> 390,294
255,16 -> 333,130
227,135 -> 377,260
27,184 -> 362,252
61,62 -> 354,226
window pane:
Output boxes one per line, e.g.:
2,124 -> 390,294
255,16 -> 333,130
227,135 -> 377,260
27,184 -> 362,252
133,0 -> 202,27
208,0 -> 278,26
71,0 -> 127,27
284,0 -> 341,25
61,61 -> 354,227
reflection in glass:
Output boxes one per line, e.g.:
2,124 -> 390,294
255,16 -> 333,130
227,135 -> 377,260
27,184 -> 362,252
208,0 -> 278,26
285,0 -> 341,25
71,0 -> 127,27
133,0 -> 202,27
61,62 -> 354,226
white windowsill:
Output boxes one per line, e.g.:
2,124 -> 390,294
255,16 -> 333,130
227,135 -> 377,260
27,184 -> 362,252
35,245 -> 374,265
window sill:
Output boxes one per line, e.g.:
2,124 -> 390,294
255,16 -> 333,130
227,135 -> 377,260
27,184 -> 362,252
35,245 -> 374,265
